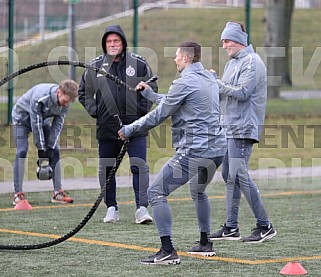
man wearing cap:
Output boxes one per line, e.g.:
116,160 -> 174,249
209,21 -> 277,243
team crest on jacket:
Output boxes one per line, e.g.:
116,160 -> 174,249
126,65 -> 135,76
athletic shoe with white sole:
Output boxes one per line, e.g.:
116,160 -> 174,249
187,241 -> 216,257
135,206 -> 153,224
13,192 -> 25,206
140,248 -> 180,265
51,189 -> 73,204
243,223 -> 277,243
209,224 -> 242,241
103,206 -> 119,223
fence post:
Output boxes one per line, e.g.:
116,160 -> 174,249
133,0 -> 139,52
68,2 -> 76,81
245,0 -> 251,45
7,0 -> 15,125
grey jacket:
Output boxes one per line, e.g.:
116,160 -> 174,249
123,62 -> 226,158
218,44 -> 267,142
12,83 -> 68,150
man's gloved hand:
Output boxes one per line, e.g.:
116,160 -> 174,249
46,147 -> 55,162
37,150 -> 49,165
38,149 -> 48,159
38,148 -> 55,163
37,149 -> 53,180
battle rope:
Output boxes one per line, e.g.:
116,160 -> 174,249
0,60 -> 157,250
0,140 -> 128,250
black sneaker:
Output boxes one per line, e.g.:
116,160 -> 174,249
243,223 -> 277,244
209,224 -> 242,241
187,241 -> 216,257
140,248 -> 181,265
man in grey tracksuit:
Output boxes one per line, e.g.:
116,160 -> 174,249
119,41 -> 226,265
209,21 -> 277,243
11,80 -> 78,205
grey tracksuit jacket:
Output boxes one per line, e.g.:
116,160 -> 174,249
124,62 -> 226,158
218,44 -> 267,142
11,83 -> 68,150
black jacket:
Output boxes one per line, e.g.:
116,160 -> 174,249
78,24 -> 158,140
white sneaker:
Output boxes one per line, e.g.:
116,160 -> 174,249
135,206 -> 153,224
103,206 -> 119,223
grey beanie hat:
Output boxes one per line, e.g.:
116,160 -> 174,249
221,22 -> 248,46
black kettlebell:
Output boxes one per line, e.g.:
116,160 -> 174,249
36,158 -> 53,180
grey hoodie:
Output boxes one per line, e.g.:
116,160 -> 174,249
12,83 -> 68,150
123,62 -> 226,158
218,44 -> 267,142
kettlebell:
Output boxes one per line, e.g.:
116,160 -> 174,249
36,158 -> 53,180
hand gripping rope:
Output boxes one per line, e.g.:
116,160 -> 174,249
0,60 -> 157,250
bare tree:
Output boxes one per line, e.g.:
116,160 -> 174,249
264,0 -> 295,98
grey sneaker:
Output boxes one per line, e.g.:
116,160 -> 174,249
135,206 -> 153,224
209,224 -> 242,241
140,248 -> 180,265
103,206 -> 119,223
187,241 -> 216,257
243,223 -> 277,243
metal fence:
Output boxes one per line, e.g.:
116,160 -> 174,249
1,0 -> 173,125
1,0 -> 320,47
0,0 -> 165,47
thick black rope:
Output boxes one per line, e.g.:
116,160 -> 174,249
0,60 -> 157,250
0,140 -> 128,250
0,60 -> 135,91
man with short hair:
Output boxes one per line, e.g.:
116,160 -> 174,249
12,79 -> 79,205
119,41 -> 226,265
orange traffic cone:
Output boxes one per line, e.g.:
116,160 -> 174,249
280,262 -> 308,275
14,199 -> 33,210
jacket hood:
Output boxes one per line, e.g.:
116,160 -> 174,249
101,24 -> 128,54
49,85 -> 59,104
233,44 -> 254,59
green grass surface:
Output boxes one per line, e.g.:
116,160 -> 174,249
1,176 -> 321,276
1,99 -> 321,181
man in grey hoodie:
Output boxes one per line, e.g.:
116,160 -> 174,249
12,79 -> 78,205
119,41 -> 226,265
209,21 -> 277,243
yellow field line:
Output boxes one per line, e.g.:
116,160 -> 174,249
1,228 -> 320,265
1,190 -> 321,212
